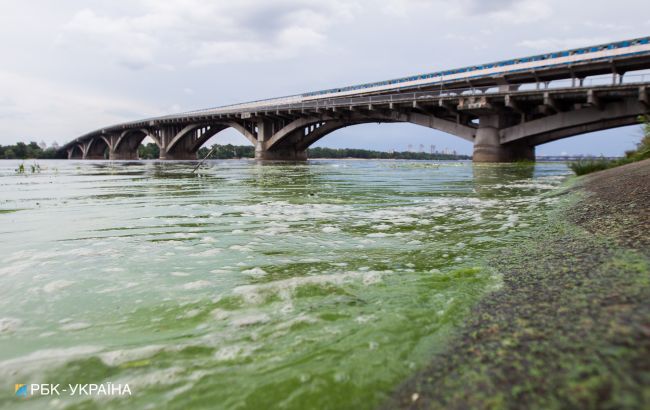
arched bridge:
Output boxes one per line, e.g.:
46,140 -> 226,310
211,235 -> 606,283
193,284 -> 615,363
62,37 -> 650,162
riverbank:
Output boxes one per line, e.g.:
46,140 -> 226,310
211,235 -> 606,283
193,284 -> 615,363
386,159 -> 650,409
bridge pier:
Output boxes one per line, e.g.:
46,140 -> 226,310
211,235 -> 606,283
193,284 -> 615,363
109,150 -> 139,160
255,147 -> 308,161
106,133 -> 141,160
67,146 -> 83,159
80,138 -> 109,160
473,114 -> 535,162
254,119 -> 308,160
159,127 -> 198,160
160,151 -> 197,160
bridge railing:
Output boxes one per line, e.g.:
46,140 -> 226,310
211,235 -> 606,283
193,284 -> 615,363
243,72 -> 649,115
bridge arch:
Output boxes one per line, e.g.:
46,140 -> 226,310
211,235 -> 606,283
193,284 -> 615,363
114,129 -> 161,152
84,137 -> 109,159
161,121 -> 258,160
67,144 -> 84,159
500,99 -> 647,146
107,129 -> 159,160
263,111 -> 477,156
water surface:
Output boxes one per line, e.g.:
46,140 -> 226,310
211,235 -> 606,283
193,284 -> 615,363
0,159 -> 569,409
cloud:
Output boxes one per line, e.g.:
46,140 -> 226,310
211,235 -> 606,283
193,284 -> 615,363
0,70 -> 158,141
62,0 -> 358,69
447,0 -> 552,23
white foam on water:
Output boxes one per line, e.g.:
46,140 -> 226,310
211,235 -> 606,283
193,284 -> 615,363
275,313 -> 317,330
0,346 -> 103,376
111,366 -> 185,390
355,315 -> 376,324
170,271 -> 190,277
0,261 -> 34,277
211,308 -> 230,321
173,232 -> 196,239
230,313 -> 270,327
60,322 -> 91,331
0,317 -> 22,333
210,269 -> 231,274
182,280 -> 212,290
494,182 -> 557,190
181,309 -> 202,319
102,267 -> 125,273
242,267 -> 267,277
214,345 -> 253,362
43,279 -> 75,293
229,245 -> 252,252
279,303 -> 294,314
366,233 -> 388,238
233,270 -> 389,305
99,345 -> 165,367
322,226 -> 340,233
189,248 -> 222,257
362,271 -> 383,285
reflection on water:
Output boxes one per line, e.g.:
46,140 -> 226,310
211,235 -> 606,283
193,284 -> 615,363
0,159 -> 569,409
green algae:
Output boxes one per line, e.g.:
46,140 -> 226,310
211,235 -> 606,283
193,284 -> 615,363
0,160 -> 572,410
387,187 -> 650,410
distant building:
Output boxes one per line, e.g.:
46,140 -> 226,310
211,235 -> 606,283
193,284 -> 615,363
51,142 -> 60,150
39,141 -> 47,150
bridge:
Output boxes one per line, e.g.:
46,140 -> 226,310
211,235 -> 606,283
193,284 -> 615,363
62,38 -> 650,162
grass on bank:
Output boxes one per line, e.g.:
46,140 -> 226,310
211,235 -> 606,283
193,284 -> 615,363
569,116 -> 650,176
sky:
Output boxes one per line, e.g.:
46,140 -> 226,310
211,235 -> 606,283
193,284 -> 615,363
0,0 -> 648,155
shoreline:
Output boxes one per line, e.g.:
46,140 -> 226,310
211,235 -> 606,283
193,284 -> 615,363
386,159 -> 650,409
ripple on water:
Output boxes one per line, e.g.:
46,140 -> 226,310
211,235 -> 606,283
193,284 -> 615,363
0,160 -> 570,409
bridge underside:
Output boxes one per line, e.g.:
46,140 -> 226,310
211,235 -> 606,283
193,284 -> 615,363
64,85 -> 649,162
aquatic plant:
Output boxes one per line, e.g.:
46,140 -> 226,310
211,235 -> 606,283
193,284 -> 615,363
568,116 -> 650,176
568,158 -> 614,176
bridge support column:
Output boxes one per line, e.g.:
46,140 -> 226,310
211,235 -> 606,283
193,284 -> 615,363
255,147 -> 308,161
107,134 -> 140,160
109,150 -> 139,160
159,127 -> 197,160
254,119 -> 307,161
473,114 -> 534,162
81,138 -> 108,160
67,146 -> 83,159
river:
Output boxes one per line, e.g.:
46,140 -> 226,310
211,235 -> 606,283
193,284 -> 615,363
0,159 -> 570,409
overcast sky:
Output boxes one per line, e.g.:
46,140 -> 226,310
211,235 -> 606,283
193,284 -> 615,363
1,0 -> 648,155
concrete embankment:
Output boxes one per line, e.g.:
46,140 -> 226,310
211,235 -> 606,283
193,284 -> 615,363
386,159 -> 650,410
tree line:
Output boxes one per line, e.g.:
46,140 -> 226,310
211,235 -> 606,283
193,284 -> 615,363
0,141 -> 470,160
0,142 -> 65,159
196,144 -> 470,160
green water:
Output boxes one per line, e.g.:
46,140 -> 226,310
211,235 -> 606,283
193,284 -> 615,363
0,159 -> 569,409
